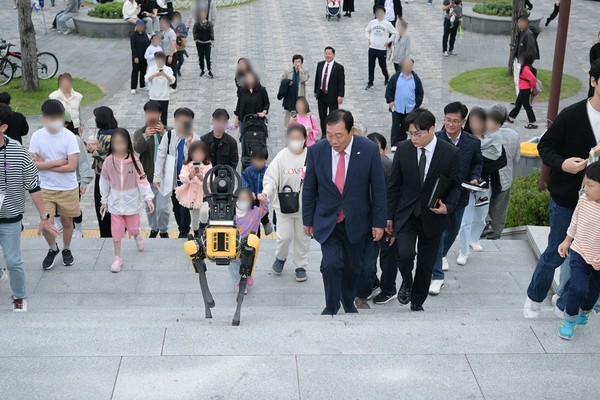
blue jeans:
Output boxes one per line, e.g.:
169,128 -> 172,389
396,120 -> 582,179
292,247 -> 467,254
556,255 -> 600,311
526,199 -> 574,303
57,11 -> 77,32
0,221 -> 27,299
563,251 -> 600,321
432,207 -> 466,280
459,192 -> 489,256
357,236 -> 380,299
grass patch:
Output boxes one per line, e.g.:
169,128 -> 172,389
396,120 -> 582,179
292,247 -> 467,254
449,67 -> 581,102
5,78 -> 104,116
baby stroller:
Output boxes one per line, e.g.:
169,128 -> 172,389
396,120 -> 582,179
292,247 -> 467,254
326,0 -> 341,21
240,114 -> 268,170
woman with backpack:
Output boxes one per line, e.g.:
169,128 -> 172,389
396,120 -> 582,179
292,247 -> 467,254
508,55 -> 538,129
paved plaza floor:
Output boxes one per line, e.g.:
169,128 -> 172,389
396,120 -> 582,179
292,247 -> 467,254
2,0 -> 600,398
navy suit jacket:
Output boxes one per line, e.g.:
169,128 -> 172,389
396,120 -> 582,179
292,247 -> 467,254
302,135 -> 387,244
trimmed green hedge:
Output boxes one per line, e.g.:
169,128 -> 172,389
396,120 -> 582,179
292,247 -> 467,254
473,0 -> 513,17
506,170 -> 550,228
89,2 -> 123,19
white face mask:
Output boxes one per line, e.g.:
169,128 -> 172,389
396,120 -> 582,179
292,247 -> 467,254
237,201 -> 252,212
45,120 -> 64,133
288,140 -> 305,152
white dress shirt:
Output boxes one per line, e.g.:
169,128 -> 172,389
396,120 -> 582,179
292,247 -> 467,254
321,60 -> 335,92
332,136 -> 354,184
417,135 -> 437,180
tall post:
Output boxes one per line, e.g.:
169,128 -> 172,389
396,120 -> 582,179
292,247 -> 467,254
546,0 -> 572,127
539,0 -> 571,191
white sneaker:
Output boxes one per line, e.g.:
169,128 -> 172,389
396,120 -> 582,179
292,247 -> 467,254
554,305 -> 564,319
456,254 -> 468,265
63,29 -> 72,35
551,294 -> 558,306
523,296 -> 541,319
429,279 -> 444,295
391,146 -> 397,153
111,256 -> 123,273
443,51 -> 449,57
12,298 -> 27,312
170,88 -> 178,93
0,267 -> 8,289
131,89 -> 137,94
442,257 -> 449,271
469,242 -> 484,252
72,229 -> 84,238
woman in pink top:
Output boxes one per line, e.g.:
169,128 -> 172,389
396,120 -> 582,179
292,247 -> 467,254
289,97 -> 320,147
508,56 -> 538,129
99,129 -> 155,273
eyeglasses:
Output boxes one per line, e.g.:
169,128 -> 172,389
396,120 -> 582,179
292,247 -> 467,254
406,130 -> 428,139
444,117 -> 463,125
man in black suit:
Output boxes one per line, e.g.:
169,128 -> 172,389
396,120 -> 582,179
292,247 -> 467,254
314,47 -> 345,139
387,108 -> 462,311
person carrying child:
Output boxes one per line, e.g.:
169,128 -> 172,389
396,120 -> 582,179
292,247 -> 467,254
241,148 -> 274,236
556,161 -> 600,340
227,188 -> 269,293
175,141 -> 212,236
99,128 -> 155,273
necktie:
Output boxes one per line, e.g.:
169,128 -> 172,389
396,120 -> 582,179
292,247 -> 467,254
335,151 -> 346,223
321,63 -> 329,93
414,148 -> 426,217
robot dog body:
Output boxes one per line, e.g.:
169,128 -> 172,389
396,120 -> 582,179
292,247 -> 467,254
183,165 -> 260,326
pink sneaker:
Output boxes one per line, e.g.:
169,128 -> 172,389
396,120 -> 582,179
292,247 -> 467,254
135,234 -> 144,252
111,256 -> 123,273
247,276 -> 254,286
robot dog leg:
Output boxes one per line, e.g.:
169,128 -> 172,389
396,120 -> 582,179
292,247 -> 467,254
185,239 -> 215,319
232,234 -> 260,326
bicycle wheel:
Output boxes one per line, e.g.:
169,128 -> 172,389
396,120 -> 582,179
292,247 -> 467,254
37,52 -> 59,80
9,55 -> 22,79
0,60 -> 15,86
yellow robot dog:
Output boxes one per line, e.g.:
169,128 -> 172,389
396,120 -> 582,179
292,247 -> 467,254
183,165 -> 260,326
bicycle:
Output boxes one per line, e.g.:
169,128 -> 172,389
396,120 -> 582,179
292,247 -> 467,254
0,39 -> 59,86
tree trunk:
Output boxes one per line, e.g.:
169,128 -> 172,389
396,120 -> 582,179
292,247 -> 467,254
508,0 -> 526,75
17,0 -> 39,91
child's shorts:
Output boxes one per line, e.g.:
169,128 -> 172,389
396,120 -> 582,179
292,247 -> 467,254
41,188 -> 80,218
111,214 -> 141,241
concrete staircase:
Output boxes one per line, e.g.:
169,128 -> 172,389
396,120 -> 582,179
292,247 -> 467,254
1,238 -> 599,399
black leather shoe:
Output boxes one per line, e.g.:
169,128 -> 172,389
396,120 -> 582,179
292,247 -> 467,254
410,303 -> 424,312
398,288 -> 411,305
321,305 -> 340,315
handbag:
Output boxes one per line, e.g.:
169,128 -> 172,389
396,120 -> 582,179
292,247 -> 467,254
278,185 -> 300,214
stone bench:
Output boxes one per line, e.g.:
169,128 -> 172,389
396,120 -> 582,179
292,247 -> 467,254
462,4 -> 542,35
73,13 -> 134,38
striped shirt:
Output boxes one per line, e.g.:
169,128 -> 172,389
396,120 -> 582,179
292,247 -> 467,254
568,193 -> 600,265
0,137 -> 41,223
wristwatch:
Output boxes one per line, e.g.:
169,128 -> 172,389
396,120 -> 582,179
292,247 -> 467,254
40,213 -> 51,221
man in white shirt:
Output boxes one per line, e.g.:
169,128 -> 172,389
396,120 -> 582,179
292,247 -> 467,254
145,52 -> 176,126
29,100 -> 80,270
365,6 -> 397,90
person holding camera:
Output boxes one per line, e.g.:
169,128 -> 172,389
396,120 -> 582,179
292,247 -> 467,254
154,107 -> 200,238
145,52 -> 176,127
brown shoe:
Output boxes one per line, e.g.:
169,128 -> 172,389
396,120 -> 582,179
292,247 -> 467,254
355,298 -> 371,309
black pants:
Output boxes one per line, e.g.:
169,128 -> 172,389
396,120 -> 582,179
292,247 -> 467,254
391,111 -> 408,147
131,58 -> 147,90
393,63 -> 400,72
171,189 -> 191,237
442,18 -> 459,52
368,48 -> 388,85
94,174 -> 112,238
317,91 -> 339,139
509,88 -> 536,123
175,50 -> 186,74
195,42 -> 212,72
396,214 -> 442,307
167,58 -> 177,89
547,4 -> 559,23
320,221 -> 367,314
156,100 -> 169,126
377,239 -> 400,296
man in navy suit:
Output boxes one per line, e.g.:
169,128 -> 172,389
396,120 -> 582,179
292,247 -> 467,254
303,109 -> 387,315
387,108 -> 462,311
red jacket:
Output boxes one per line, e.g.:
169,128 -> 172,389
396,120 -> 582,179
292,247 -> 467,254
519,65 -> 537,90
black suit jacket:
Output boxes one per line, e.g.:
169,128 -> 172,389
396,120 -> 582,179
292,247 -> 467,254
314,61 -> 345,100
387,138 -> 462,238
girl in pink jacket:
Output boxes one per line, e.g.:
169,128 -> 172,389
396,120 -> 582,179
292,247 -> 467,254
100,128 -> 155,273
508,56 -> 538,129
289,97 -> 320,146
175,141 -> 212,235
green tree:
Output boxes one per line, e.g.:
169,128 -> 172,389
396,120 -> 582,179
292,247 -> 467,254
17,0 -> 39,91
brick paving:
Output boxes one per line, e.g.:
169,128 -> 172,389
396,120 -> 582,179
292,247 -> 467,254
2,0 -> 598,230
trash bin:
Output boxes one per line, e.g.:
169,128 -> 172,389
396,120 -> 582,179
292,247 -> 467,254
514,137 -> 542,177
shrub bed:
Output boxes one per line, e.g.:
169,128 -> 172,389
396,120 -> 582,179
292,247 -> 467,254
472,0 -> 513,17
506,170 -> 550,228
88,1 -> 123,19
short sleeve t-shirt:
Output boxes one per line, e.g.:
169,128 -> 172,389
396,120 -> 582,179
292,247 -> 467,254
161,28 -> 177,55
29,127 -> 80,191
587,100 -> 600,144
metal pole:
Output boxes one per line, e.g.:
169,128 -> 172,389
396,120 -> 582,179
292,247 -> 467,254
546,0 -> 572,127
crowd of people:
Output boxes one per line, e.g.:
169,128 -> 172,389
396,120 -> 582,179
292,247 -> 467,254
2,1 -> 600,343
